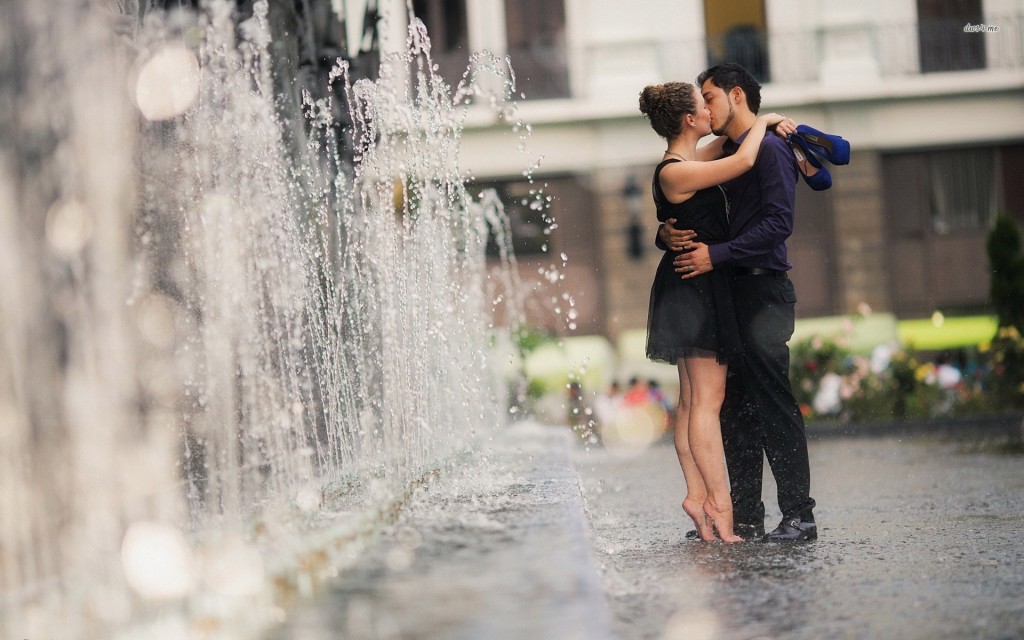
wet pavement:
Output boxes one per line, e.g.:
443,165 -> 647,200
268,424 -> 614,640
269,423 -> 1024,640
576,431 -> 1024,640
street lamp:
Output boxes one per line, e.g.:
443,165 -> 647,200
623,175 -> 645,260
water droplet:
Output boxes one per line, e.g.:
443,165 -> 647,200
121,522 -> 195,599
135,44 -> 200,121
45,198 -> 92,257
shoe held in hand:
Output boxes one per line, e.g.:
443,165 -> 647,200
790,135 -> 832,191
795,124 -> 850,165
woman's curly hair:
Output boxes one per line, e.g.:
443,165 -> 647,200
638,82 -> 697,139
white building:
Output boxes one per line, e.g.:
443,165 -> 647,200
406,0 -> 1024,338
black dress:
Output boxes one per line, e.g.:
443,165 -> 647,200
646,159 -> 743,364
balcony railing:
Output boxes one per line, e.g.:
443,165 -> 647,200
435,15 -> 1022,104
878,16 -> 1023,76
713,16 -> 1022,83
575,15 -> 1023,100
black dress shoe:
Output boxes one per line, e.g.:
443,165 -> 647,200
764,517 -> 817,542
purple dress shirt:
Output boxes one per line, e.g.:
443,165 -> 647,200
707,130 -> 799,271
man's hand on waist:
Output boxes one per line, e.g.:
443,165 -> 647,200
658,220 -> 696,252
674,243 -> 713,280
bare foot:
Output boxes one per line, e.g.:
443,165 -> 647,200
704,499 -> 743,543
683,497 -> 715,541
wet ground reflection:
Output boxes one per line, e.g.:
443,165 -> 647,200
268,425 -> 613,640
268,427 -> 1023,639
575,434 -> 1024,639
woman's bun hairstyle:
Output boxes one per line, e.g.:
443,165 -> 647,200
639,82 -> 697,139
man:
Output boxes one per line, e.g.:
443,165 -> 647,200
657,63 -> 817,542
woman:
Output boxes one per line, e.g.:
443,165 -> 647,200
638,81 -> 790,542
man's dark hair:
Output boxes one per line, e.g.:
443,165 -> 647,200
696,63 -> 762,114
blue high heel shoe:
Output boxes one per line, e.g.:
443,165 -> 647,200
789,135 -> 832,191
795,124 -> 850,165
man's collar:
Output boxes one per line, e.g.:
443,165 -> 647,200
722,128 -> 749,151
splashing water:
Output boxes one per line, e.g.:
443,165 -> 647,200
0,1 -> 532,637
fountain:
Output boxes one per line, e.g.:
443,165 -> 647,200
0,1 -> 537,637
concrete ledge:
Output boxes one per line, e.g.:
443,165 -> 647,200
270,422 -> 616,640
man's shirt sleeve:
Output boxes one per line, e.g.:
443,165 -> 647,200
708,138 -> 797,267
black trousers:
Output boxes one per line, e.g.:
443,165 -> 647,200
721,272 -> 816,525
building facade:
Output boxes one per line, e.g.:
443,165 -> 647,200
402,0 -> 1024,339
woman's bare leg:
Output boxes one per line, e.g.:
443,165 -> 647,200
673,360 -> 714,541
684,356 -> 742,543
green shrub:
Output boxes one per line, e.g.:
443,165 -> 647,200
988,214 -> 1024,332
983,326 -> 1024,409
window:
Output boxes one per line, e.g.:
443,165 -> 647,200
475,180 -> 552,257
917,0 -> 985,72
883,145 -> 1011,315
703,0 -> 770,82
503,0 -> 570,99
885,147 -> 998,236
929,148 -> 996,233
411,0 -> 469,88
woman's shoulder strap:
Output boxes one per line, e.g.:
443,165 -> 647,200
652,158 -> 683,204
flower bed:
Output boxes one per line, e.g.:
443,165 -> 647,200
791,316 -> 1023,422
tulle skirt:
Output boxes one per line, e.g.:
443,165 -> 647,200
646,253 -> 743,365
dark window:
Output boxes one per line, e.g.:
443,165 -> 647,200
885,154 -> 930,238
928,148 -> 997,233
411,0 -> 469,88
504,0 -> 570,99
703,0 -> 770,83
474,180 -> 552,257
917,0 -> 986,72
883,146 -> 1000,315
1001,144 -> 1024,222
886,146 -> 997,236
